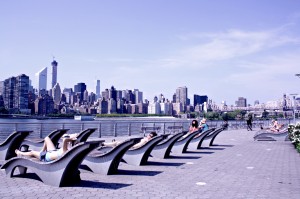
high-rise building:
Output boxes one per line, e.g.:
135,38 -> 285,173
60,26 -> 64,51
194,95 -> 208,107
96,80 -> 100,98
134,89 -> 143,104
176,86 -> 188,112
36,67 -> 47,95
51,60 -> 58,88
52,83 -> 61,104
236,97 -> 247,107
63,88 -> 73,104
74,82 -> 86,103
0,81 -> 4,95
3,74 -> 30,114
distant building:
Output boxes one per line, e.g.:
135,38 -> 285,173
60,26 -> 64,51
236,97 -> 247,107
176,86 -> 189,112
51,60 -> 58,88
36,67 -> 47,96
74,82 -> 86,103
194,95 -> 208,107
96,80 -> 100,99
34,94 -> 54,115
0,81 -> 4,95
63,88 -> 73,104
134,89 -> 143,104
52,83 -> 61,104
3,74 -> 30,114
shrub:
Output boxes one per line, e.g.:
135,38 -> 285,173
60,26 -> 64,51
288,123 -> 300,153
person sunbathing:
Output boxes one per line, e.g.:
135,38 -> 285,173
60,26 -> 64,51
182,119 -> 200,138
15,135 -> 77,162
102,132 -> 158,149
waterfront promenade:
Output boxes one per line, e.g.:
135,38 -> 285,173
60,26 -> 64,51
1,128 -> 300,199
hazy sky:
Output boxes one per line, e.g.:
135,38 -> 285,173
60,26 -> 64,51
1,1 -> 300,105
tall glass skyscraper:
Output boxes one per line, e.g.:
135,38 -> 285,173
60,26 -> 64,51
36,67 -> 47,95
51,60 -> 58,88
96,80 -> 100,98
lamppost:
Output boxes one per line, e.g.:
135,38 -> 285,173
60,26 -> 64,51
290,94 -> 298,124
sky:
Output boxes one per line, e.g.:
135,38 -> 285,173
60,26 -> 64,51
1,0 -> 300,106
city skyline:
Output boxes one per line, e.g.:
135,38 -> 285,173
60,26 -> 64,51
1,1 -> 300,105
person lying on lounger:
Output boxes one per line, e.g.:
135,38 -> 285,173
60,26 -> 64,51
15,134 -> 77,162
102,132 -> 157,149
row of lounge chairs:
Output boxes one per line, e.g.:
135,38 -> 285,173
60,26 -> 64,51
0,126 -> 226,187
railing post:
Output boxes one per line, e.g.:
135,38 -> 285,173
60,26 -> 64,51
163,122 -> 166,134
128,123 -> 131,136
15,123 -> 18,131
98,123 -> 101,138
62,123 -> 65,129
40,123 -> 43,138
114,123 -> 117,137
81,123 -> 84,131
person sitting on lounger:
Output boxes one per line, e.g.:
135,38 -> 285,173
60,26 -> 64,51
102,132 -> 158,149
199,118 -> 209,132
15,134 -> 77,162
182,120 -> 200,138
269,119 -> 284,132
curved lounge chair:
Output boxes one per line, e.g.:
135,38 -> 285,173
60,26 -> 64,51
169,130 -> 201,154
21,129 -> 70,151
82,138 -> 141,175
72,128 -> 98,145
208,127 -> 225,146
1,140 -> 103,187
199,127 -> 225,148
186,128 -> 216,151
253,129 -> 288,141
0,131 -> 32,165
151,132 -> 186,158
122,135 -> 165,166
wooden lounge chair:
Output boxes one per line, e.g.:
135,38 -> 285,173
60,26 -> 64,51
253,129 -> 289,141
0,131 -> 32,165
169,130 -> 200,154
122,135 -> 165,166
0,140 -> 103,187
82,138 -> 141,175
186,128 -> 216,151
21,129 -> 70,151
151,132 -> 186,158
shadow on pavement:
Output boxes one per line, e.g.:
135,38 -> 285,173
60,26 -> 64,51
146,161 -> 184,167
117,169 -> 162,176
76,180 -> 132,189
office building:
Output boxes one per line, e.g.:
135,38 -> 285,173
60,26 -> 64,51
52,83 -> 61,104
74,82 -> 87,103
194,95 -> 208,107
0,81 -> 4,95
36,67 -> 47,95
134,89 -> 143,104
236,97 -> 247,107
96,80 -> 100,99
3,74 -> 30,114
51,60 -> 58,88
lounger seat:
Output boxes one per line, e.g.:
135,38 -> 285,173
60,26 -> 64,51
82,138 -> 141,175
122,135 -> 165,166
151,132 -> 186,158
21,129 -> 70,151
169,130 -> 200,154
186,128 -> 216,151
1,140 -> 103,187
0,131 -> 32,165
199,127 -> 225,147
254,129 -> 289,141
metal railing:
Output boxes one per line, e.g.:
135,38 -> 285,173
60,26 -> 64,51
0,118 -> 297,141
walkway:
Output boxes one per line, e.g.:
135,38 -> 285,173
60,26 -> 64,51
1,129 -> 300,199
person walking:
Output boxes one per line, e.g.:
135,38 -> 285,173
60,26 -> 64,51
247,114 -> 253,131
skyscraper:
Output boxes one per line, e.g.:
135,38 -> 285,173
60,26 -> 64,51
3,74 -> 29,113
96,80 -> 100,98
36,67 -> 47,95
74,82 -> 86,103
52,83 -> 61,104
176,86 -> 188,105
51,60 -> 58,88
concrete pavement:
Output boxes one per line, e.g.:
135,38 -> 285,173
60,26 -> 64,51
1,128 -> 300,199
